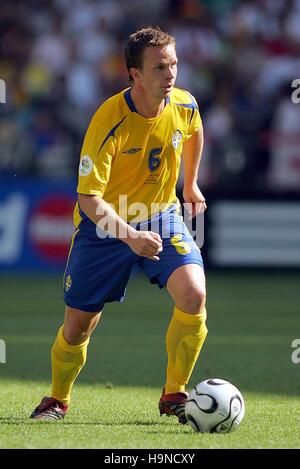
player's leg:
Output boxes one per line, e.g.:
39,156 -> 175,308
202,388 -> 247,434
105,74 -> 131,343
50,306 -> 101,405
158,264 -> 207,424
140,205 -> 208,422
165,263 -> 207,394
30,307 -> 101,421
30,227 -> 138,420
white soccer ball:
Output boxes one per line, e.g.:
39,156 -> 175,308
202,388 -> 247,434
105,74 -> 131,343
185,378 -> 245,433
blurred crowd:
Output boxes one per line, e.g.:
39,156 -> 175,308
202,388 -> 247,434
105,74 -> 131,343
0,0 -> 300,192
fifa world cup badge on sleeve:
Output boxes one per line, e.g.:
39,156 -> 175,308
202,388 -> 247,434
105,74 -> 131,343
79,156 -> 93,176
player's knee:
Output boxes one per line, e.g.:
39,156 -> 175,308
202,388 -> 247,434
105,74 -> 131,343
64,325 -> 88,345
64,319 -> 98,345
64,307 -> 101,345
180,285 -> 206,314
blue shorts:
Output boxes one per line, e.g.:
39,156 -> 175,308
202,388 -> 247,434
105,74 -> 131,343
63,204 -> 204,312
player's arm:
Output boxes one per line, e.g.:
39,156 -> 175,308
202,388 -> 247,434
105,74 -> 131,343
78,194 -> 162,261
182,122 -> 207,218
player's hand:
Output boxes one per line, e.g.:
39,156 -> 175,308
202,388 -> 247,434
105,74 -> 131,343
183,183 -> 207,219
125,230 -> 163,261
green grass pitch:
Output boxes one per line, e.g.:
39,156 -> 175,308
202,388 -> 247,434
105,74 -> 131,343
0,271 -> 299,448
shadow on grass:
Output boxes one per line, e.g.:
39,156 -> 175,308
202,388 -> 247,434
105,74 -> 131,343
0,417 -> 172,427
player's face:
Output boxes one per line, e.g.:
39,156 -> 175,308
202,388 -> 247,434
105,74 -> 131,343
138,44 -> 178,100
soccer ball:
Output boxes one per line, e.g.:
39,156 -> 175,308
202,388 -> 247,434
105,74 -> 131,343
185,378 -> 245,433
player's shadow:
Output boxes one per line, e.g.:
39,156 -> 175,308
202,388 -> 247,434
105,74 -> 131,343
0,417 -> 171,427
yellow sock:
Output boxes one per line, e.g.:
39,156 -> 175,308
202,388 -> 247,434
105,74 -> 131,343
165,306 -> 208,395
51,326 -> 89,405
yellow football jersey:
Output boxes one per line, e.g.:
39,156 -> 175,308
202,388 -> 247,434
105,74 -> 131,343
74,87 -> 201,225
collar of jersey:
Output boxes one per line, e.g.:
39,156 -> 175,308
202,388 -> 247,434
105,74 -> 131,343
123,88 -> 170,120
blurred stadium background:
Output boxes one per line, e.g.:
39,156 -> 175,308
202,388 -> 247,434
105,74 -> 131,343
1,0 -> 300,272
0,0 -> 300,448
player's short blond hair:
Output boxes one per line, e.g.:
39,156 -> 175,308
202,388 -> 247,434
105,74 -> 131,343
124,26 -> 176,83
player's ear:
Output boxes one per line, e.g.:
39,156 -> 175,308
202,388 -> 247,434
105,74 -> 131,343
129,67 -> 141,82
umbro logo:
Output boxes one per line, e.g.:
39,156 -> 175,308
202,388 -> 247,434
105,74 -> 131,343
122,147 -> 141,154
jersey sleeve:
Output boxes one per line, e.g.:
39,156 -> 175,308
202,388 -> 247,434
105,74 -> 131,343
77,122 -> 116,197
186,94 -> 202,140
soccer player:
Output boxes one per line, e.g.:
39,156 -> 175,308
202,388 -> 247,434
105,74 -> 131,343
31,26 -> 208,423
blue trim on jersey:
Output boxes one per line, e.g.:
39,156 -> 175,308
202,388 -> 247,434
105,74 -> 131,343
174,102 -> 197,123
124,88 -> 170,114
175,103 -> 195,108
175,92 -> 198,123
186,91 -> 198,108
97,116 -> 127,155
124,89 -> 138,113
